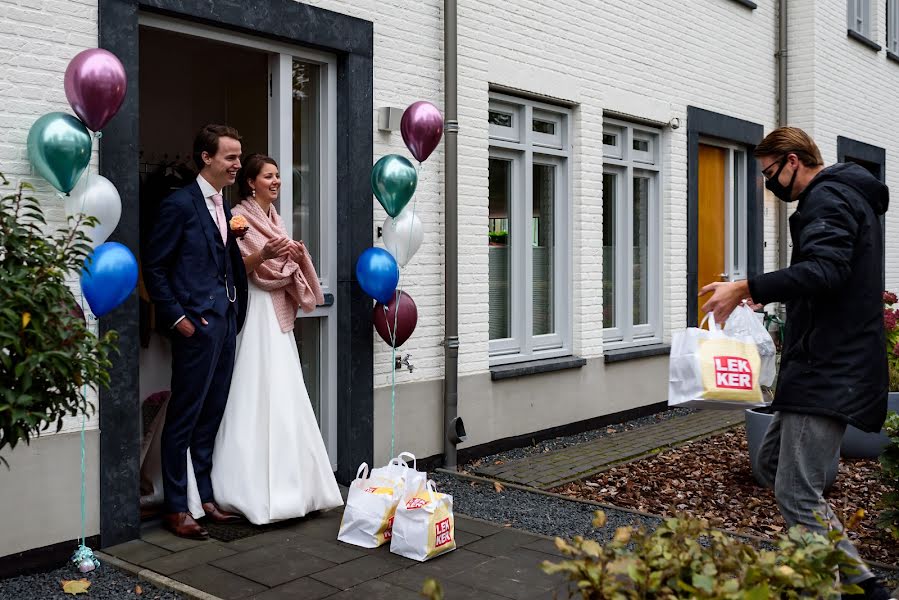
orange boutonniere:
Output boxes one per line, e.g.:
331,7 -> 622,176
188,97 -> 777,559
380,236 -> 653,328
229,215 -> 249,239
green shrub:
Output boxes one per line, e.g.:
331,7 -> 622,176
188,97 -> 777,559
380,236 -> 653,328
877,411 -> 899,540
541,511 -> 862,599
0,173 -> 117,465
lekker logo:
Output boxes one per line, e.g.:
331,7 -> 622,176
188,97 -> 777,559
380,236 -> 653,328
435,517 -> 452,547
406,497 -> 428,510
713,356 -> 753,390
382,516 -> 394,541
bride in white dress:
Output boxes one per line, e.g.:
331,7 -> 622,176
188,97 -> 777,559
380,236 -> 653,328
185,153 -> 343,524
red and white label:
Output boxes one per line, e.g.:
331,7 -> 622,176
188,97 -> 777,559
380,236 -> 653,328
406,497 -> 428,510
713,356 -> 753,390
435,518 -> 453,547
383,516 -> 394,540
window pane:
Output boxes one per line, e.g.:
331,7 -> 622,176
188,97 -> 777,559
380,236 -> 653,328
733,150 -> 745,274
603,173 -> 617,329
533,119 -> 556,135
603,133 -> 617,146
533,164 -> 555,336
293,316 -> 322,427
489,111 -> 512,127
489,158 -> 512,340
633,139 -> 649,152
633,176 -> 650,326
292,59 -> 321,272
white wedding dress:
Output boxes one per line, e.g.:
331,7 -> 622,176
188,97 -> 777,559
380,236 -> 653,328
184,283 -> 343,524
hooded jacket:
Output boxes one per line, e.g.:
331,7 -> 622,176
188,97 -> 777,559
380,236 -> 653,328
748,163 -> 890,432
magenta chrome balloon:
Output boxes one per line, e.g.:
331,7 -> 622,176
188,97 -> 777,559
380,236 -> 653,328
64,48 -> 127,132
400,101 -> 444,163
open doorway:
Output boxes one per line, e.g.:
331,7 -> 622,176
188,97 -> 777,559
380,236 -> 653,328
136,19 -> 339,519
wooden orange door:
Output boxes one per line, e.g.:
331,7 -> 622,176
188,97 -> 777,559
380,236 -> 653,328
697,144 -> 726,324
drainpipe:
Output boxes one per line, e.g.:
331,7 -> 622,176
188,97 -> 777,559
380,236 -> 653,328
776,0 -> 789,274
443,0 -> 466,469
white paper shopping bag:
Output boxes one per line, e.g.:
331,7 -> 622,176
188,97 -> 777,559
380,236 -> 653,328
390,479 -> 456,562
668,313 -> 766,409
337,463 -> 400,548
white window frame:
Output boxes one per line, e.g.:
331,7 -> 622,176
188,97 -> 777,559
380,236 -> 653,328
602,119 -> 663,349
488,93 -> 572,365
889,0 -> 899,54
848,0 -> 872,37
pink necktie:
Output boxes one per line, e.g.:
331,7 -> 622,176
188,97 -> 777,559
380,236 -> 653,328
211,193 -> 227,245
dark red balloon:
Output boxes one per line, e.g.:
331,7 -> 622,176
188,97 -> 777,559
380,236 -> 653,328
373,290 -> 418,348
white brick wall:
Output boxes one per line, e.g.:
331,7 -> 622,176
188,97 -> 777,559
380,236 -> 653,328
794,0 -> 899,293
0,0 -> 101,432
2,0 -> 897,423
307,0 -> 780,387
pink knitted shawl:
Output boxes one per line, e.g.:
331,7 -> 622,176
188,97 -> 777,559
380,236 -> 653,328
232,199 -> 324,332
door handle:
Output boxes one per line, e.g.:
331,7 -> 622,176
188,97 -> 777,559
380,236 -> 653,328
719,273 -> 729,281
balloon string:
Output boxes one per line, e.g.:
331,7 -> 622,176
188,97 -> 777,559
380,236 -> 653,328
78,289 -> 88,548
385,161 -> 423,459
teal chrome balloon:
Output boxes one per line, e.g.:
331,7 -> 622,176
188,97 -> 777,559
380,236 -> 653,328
27,112 -> 92,194
371,154 -> 417,218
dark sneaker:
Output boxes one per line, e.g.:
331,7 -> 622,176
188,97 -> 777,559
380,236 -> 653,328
842,578 -> 897,600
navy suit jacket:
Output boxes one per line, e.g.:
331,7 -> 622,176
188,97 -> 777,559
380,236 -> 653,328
143,181 -> 248,333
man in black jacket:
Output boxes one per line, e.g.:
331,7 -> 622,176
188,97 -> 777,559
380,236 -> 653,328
701,127 -> 891,600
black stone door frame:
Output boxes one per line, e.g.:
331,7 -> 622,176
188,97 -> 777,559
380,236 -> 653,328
98,0 -> 374,546
686,106 -> 764,327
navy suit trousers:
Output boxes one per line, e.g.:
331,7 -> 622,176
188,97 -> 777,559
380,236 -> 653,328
162,308 -> 236,513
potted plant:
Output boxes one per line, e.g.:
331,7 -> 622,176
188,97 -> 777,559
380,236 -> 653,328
840,290 -> 899,458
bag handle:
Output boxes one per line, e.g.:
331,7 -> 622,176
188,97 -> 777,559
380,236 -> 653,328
356,462 -> 369,480
425,479 -> 438,504
698,312 -> 722,332
396,451 -> 417,470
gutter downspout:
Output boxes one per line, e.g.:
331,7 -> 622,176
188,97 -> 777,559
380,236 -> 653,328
443,0 -> 465,469
776,0 -> 789,275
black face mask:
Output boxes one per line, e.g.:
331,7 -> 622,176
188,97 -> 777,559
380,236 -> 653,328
765,158 -> 798,202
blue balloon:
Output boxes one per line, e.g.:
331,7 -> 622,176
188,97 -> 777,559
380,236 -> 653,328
356,247 -> 399,304
80,242 -> 138,317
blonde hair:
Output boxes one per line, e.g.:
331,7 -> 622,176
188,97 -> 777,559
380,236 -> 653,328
754,126 -> 823,167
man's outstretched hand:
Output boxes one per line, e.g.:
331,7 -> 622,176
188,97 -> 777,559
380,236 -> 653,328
699,280 -> 759,323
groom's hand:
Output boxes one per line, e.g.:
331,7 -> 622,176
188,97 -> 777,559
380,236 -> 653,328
175,317 -> 208,338
175,318 -> 196,337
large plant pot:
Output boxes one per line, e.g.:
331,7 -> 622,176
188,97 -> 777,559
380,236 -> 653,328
744,408 -> 839,490
840,392 -> 899,459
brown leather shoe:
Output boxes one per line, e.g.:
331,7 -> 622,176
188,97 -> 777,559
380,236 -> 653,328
163,512 -> 209,540
202,502 -> 242,524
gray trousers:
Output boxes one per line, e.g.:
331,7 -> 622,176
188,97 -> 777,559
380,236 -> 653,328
756,411 -> 872,584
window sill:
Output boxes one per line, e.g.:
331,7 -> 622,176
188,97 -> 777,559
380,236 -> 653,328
729,0 -> 757,9
848,29 -> 882,52
490,356 -> 586,381
888,50 -> 899,65
604,344 -> 671,364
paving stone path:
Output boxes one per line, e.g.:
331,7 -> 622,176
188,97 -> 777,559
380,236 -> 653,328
474,409 -> 744,489
104,508 -> 571,600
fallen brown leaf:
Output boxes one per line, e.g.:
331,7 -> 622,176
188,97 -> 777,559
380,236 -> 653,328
494,481 -> 505,493
135,584 -> 143,595
61,579 -> 91,595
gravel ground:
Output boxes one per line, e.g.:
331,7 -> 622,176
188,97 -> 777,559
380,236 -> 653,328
463,407 -> 695,468
0,563 -> 181,600
431,471 -> 662,542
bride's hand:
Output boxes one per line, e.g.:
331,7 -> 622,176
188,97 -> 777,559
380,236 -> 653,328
288,240 -> 305,263
262,237 -> 292,260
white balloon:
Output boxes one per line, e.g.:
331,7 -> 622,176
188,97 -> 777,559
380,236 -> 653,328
383,208 -> 424,267
66,173 -> 122,247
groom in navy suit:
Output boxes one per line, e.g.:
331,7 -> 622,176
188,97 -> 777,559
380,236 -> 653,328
144,124 -> 249,539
